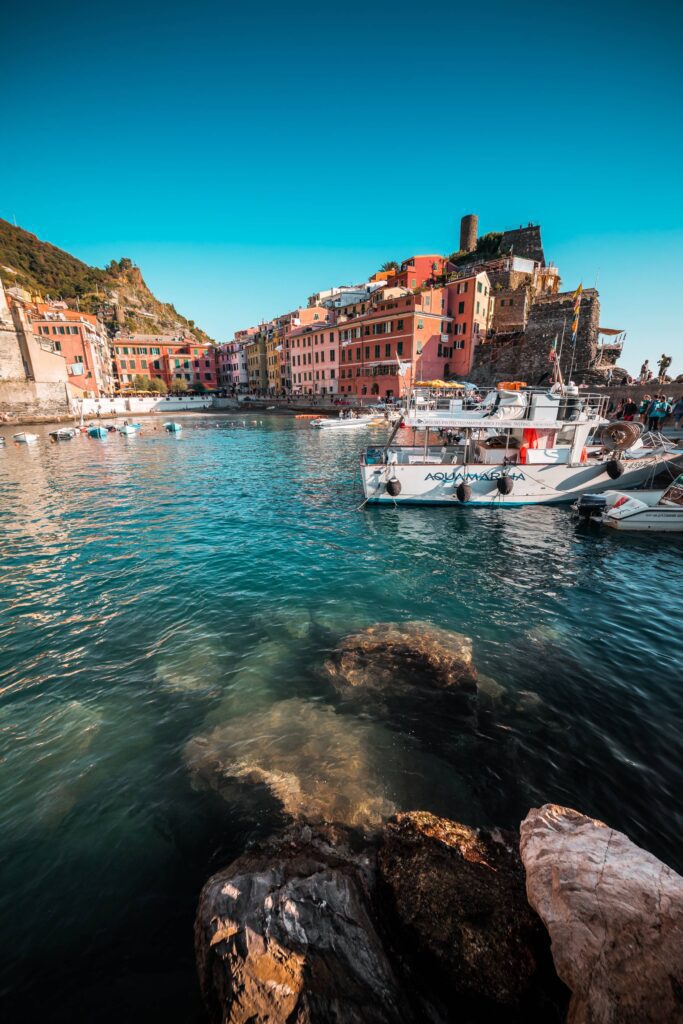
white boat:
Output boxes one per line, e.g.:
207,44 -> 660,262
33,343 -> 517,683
359,385 -> 679,507
119,424 -> 138,435
13,432 -> 39,444
49,428 -> 78,440
575,475 -> 683,531
311,415 -> 380,430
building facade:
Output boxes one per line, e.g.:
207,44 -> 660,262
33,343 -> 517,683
31,304 -> 114,397
112,333 -> 217,390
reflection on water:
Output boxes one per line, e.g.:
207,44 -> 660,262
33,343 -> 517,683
1,415 -> 682,1021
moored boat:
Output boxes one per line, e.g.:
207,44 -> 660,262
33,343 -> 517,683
49,428 -> 78,441
87,426 -> 108,439
118,424 -> 138,435
311,414 -> 379,430
164,421 -> 183,433
359,384 -> 679,507
574,475 -> 683,531
13,432 -> 39,444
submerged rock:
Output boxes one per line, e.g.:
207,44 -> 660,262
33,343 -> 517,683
195,822 -> 412,1024
185,698 -> 396,828
520,804 -> 683,1024
376,811 -> 565,1019
322,621 -> 477,733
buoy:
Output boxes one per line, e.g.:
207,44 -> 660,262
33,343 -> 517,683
497,476 -> 514,495
455,482 -> 471,502
606,459 -> 624,480
386,478 -> 401,497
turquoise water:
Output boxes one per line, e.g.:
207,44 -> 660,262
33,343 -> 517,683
1,414 -> 682,1020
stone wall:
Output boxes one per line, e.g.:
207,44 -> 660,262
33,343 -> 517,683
0,324 -> 26,380
472,289 -> 600,386
0,380 -> 73,423
498,225 -> 545,264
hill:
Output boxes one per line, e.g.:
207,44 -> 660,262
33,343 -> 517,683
0,218 -> 215,344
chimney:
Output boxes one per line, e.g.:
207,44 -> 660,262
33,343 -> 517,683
459,214 -> 478,253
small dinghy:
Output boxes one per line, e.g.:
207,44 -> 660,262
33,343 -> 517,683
13,432 -> 39,444
87,426 -> 108,439
49,428 -> 78,441
118,424 -> 138,435
574,475 -> 683,532
164,421 -> 183,433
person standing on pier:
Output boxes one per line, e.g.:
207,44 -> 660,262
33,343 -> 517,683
657,354 -> 672,383
639,359 -> 649,383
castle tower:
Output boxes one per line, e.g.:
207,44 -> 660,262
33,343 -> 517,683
459,214 -> 478,253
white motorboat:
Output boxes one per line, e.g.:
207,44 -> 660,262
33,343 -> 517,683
359,385 -> 679,507
311,414 -> 380,430
13,432 -> 39,444
119,424 -> 138,435
49,427 -> 78,441
574,475 -> 683,531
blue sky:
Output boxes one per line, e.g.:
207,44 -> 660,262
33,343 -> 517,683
2,0 -> 682,374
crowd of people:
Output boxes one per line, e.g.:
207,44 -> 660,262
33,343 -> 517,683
607,394 -> 683,430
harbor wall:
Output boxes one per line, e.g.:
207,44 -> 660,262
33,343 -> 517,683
0,380 -> 73,423
80,395 -> 213,416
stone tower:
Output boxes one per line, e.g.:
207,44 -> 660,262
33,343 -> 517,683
459,214 -> 478,253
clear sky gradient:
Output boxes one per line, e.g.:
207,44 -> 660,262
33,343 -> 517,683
3,0 -> 682,374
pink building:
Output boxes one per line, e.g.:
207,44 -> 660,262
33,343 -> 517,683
444,270 -> 492,376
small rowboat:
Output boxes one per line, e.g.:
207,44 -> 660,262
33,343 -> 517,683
164,421 -> 183,433
87,426 -> 108,439
49,428 -> 78,441
119,424 -> 138,435
13,432 -> 39,444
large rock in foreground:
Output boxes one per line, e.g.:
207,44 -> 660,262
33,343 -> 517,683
377,811 -> 566,1020
322,622 -> 478,733
520,804 -> 683,1024
195,823 -> 413,1024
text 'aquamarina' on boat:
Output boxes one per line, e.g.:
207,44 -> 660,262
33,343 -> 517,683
359,383 -> 679,507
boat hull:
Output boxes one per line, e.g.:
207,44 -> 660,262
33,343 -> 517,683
602,509 -> 683,531
361,454 -> 679,506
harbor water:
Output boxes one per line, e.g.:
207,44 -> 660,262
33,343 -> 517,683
1,414 -> 682,1020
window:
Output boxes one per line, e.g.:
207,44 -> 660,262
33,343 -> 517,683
477,281 -> 483,293
374,345 -> 380,358
356,348 -> 361,360
54,341 -> 62,352
130,360 -> 136,370
397,319 -> 403,330
411,278 -> 416,287
141,360 -> 148,369
385,343 -> 391,357
416,341 -> 422,354
476,302 -> 480,314
458,301 -> 465,314
417,319 -> 424,329
120,359 -> 127,368
397,341 -> 403,356
329,350 -> 335,361
364,347 -> 370,359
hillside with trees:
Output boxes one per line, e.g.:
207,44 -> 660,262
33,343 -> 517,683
0,218 -> 215,345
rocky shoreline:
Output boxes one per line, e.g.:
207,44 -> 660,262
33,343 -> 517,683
187,621 -> 683,1023
195,805 -> 683,1024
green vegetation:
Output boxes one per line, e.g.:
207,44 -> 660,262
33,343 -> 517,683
131,374 -> 168,393
0,218 -> 215,344
379,261 -> 399,273
449,232 -> 504,265
170,379 -> 188,393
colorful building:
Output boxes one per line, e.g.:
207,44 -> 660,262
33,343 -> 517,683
30,304 -> 113,397
337,286 -> 455,401
289,322 -> 338,396
245,334 -> 268,392
387,255 -> 448,291
444,270 -> 493,377
111,333 -> 217,390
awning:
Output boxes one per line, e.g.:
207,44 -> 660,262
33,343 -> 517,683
598,327 -> 624,335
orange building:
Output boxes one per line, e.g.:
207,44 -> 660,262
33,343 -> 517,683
31,304 -> 113,396
387,255 -> 448,291
337,287 -> 455,401
112,334 -> 217,390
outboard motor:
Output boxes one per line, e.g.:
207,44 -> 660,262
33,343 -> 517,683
575,493 -> 609,521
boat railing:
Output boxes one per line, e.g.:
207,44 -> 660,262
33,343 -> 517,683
405,388 -> 609,421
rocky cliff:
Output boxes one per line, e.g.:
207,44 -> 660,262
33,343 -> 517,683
0,218 -> 214,344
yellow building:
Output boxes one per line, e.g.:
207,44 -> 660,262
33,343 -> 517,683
245,334 -> 267,392
265,332 -> 281,394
